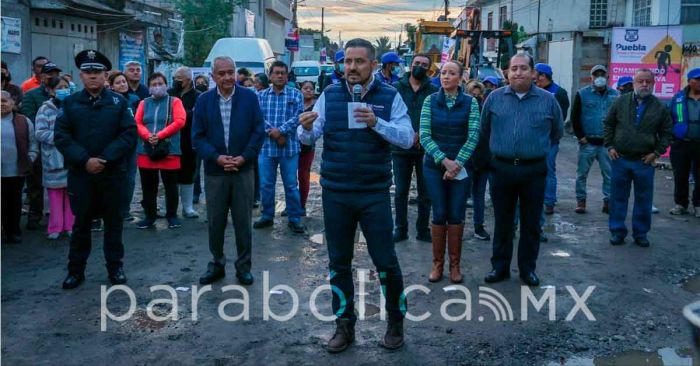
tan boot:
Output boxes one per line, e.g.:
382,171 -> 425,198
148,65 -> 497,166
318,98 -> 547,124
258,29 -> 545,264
429,225 -> 447,282
447,224 -> 464,283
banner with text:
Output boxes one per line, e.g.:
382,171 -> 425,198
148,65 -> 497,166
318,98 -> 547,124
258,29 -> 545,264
610,26 -> 683,99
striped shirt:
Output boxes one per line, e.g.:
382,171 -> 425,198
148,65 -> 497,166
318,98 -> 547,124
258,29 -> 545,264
480,85 -> 563,160
258,86 -> 303,157
218,87 -> 234,149
419,92 -> 481,166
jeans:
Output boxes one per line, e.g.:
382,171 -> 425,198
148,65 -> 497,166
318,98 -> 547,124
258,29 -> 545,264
259,154 -> 302,223
470,168 -> 489,227
423,159 -> 470,225
490,159 -> 547,274
544,144 -> 559,206
670,140 -> 700,208
122,147 -> 137,217
575,143 -> 611,202
322,188 -> 405,323
392,154 -> 430,234
609,158 -> 655,239
205,170 -> 254,274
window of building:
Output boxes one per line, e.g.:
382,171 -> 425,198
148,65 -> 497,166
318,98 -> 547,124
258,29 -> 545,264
682,0 -> 700,24
633,0 -> 651,26
589,0 -> 608,28
487,11 -> 493,30
499,6 -> 508,28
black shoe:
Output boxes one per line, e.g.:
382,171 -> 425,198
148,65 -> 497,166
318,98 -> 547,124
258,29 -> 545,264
327,319 -> 355,353
520,272 -> 540,287
392,230 -> 408,243
167,216 -> 182,229
634,237 -> 650,247
380,319 -> 404,350
62,273 -> 85,289
91,219 -> 104,232
610,234 -> 625,246
253,218 -> 274,229
484,269 -> 510,283
25,220 -> 40,231
539,232 -> 549,243
288,221 -> 305,234
236,272 -> 254,285
474,225 -> 491,241
108,267 -> 127,285
136,218 -> 155,229
416,230 -> 431,242
199,263 -> 225,285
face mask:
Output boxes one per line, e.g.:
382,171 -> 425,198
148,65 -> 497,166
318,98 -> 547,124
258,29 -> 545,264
172,80 -> 183,91
337,64 -> 345,73
149,85 -> 168,98
195,84 -> 208,92
55,88 -> 70,101
69,82 -> 76,93
391,66 -> 401,77
411,66 -> 428,80
593,76 -> 607,88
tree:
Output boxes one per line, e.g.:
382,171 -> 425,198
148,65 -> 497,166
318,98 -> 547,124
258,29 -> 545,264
299,28 -> 334,49
177,0 -> 237,66
374,36 -> 392,60
404,23 -> 417,51
499,20 -> 528,67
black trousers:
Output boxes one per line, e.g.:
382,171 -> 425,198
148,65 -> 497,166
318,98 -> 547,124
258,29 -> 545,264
489,159 -> 547,274
177,150 -> 198,185
392,153 -> 430,234
2,176 -> 25,236
323,188 -> 405,323
67,174 -> 125,274
26,157 -> 43,223
139,168 -> 179,219
670,140 -> 700,208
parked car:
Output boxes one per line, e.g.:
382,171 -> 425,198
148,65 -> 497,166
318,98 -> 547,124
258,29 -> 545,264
203,38 -> 276,76
292,60 -> 321,93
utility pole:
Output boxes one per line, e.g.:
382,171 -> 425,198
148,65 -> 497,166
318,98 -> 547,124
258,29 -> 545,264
535,0 -> 541,61
338,31 -> 341,47
291,0 -> 298,64
444,0 -> 450,19
321,7 -> 325,50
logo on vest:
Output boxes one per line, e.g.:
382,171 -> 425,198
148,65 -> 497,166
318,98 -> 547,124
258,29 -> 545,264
369,104 -> 385,112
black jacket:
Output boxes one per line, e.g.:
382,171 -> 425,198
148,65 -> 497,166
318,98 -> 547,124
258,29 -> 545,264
392,75 -> 438,155
169,87 -> 201,156
55,88 -> 137,176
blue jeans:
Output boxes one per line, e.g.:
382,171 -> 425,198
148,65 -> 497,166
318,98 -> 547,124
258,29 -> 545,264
609,158 -> 655,239
121,147 -> 137,217
259,154 -> 302,223
544,144 -> 559,206
575,143 -> 611,202
322,188 -> 405,323
470,168 -> 489,227
423,159 -> 471,225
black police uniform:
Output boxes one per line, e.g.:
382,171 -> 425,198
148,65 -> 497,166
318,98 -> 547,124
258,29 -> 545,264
54,50 -> 137,287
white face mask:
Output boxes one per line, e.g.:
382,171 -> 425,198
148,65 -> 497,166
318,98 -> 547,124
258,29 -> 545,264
593,77 -> 607,88
149,85 -> 168,98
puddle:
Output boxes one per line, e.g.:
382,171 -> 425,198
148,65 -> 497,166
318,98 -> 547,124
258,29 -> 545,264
549,347 -> 698,366
683,274 -> 700,294
550,250 -> 571,258
269,256 -> 289,262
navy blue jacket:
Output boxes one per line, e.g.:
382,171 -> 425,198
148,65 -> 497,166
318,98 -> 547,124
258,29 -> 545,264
191,87 -> 265,175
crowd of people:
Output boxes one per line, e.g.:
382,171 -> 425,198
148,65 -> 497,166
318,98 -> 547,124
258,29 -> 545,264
1,37 -> 698,352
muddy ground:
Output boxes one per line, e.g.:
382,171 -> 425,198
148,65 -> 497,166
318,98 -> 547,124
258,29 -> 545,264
2,137 -> 699,365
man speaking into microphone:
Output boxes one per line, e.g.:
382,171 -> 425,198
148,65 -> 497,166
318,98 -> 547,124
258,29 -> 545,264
297,38 -> 414,353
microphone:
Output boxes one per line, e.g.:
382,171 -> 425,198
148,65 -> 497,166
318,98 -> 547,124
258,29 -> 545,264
352,84 -> 362,102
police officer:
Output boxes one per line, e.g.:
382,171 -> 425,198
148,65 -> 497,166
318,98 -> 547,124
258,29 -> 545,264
55,50 -> 137,289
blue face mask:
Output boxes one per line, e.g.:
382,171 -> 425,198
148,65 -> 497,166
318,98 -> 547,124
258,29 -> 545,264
68,82 -> 76,93
55,88 -> 70,101
391,66 -> 401,77
338,64 -> 345,73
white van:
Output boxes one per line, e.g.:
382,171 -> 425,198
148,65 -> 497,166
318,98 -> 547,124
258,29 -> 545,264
203,38 -> 276,75
291,60 -> 321,92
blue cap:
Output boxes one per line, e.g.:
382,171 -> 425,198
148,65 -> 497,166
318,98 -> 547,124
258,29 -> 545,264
534,63 -> 553,76
617,76 -> 633,87
483,76 -> 499,86
381,52 -> 401,65
688,68 -> 700,80
334,50 -> 345,63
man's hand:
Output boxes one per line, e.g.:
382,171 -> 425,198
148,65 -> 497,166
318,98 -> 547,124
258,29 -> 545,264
642,152 -> 657,165
85,158 -> 106,174
608,148 -> 620,160
276,135 -> 287,147
217,155 -> 234,168
231,156 -> 246,169
443,170 -> 456,180
148,134 -> 159,146
269,128 -> 281,140
299,111 -> 318,131
353,107 -> 377,128
578,137 -> 588,145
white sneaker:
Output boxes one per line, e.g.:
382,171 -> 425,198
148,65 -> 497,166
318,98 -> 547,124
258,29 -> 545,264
651,205 -> 660,214
669,204 -> 689,215
183,209 -> 199,218
47,232 -> 60,240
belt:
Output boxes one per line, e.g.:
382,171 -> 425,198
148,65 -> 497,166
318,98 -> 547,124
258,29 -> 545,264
494,156 -> 546,166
